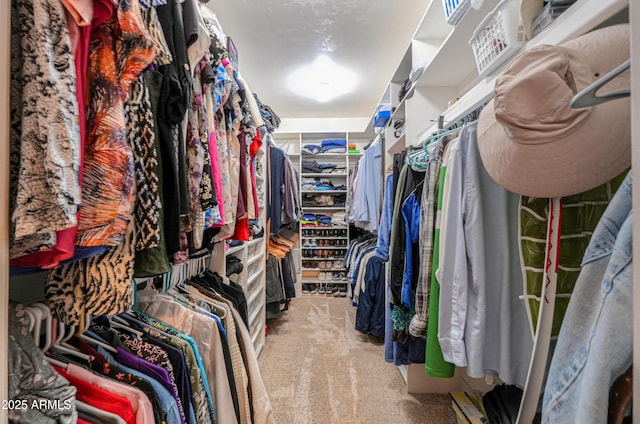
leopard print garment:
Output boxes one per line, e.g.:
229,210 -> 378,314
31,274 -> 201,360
9,0 -> 81,257
125,73 -> 162,251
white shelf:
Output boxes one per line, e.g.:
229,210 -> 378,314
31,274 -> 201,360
391,99 -> 406,121
412,0 -> 630,144
248,237 -> 263,246
301,173 -> 348,177
301,226 -> 348,230
301,267 -> 347,271
248,252 -> 265,266
301,190 -> 348,194
301,207 -> 346,210
301,246 -> 347,250
226,244 -> 245,256
248,281 -> 264,308
301,153 -> 348,158
387,133 -> 407,154
251,314 -> 265,344
301,279 -> 349,284
249,301 -> 263,328
247,268 -> 264,287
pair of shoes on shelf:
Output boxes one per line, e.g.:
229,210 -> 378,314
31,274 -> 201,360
339,286 -> 347,297
302,239 -> 317,247
319,271 -> 336,281
332,285 -> 341,297
302,284 -> 311,294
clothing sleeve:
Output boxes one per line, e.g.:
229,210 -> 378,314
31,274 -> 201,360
351,154 -> 369,225
363,143 -> 382,233
402,192 -> 420,309
436,143 -> 468,367
375,174 -> 394,261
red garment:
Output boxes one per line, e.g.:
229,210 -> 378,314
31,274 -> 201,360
53,366 -> 136,424
249,132 -> 262,218
78,419 -> 93,424
231,217 -> 250,241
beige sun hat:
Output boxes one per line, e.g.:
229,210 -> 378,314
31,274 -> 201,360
477,24 -> 630,198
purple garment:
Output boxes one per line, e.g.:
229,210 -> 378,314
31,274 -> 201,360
116,347 -> 186,424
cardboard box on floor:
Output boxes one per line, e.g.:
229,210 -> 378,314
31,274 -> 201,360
449,392 -> 488,424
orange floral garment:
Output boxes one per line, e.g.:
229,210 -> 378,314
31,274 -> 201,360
76,0 -> 155,246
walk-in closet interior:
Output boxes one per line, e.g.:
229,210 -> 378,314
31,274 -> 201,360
2,0 -> 640,422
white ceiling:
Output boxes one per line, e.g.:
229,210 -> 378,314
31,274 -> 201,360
208,0 -> 430,123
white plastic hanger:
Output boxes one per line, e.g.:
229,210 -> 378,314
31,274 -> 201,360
31,303 -> 53,352
570,59 -> 630,108
109,315 -> 144,338
51,322 -> 93,362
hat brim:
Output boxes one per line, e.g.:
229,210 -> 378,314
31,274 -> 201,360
477,25 -> 631,198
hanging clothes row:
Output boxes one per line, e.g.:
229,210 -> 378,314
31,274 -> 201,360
9,268 -> 275,424
265,234 -> 297,319
266,136 -> 301,235
8,0 -> 279,326
348,137 -> 383,234
374,100 -> 626,392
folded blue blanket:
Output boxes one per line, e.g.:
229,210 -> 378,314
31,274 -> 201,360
321,139 -> 347,149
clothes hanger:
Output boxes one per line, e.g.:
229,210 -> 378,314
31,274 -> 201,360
174,284 -> 228,320
77,331 -> 118,354
570,59 -> 630,108
23,305 -> 39,346
31,303 -> 53,352
51,322 -> 93,362
108,315 -> 144,338
421,127 -> 460,150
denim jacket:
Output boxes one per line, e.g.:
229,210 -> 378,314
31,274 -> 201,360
542,171 -> 633,424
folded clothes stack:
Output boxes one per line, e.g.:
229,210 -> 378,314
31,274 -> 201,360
302,160 -> 337,173
301,214 -> 318,226
302,144 -> 322,155
321,139 -> 347,153
301,178 -> 346,191
315,214 -> 333,226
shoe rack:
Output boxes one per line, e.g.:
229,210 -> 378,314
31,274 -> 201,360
272,131 -> 365,296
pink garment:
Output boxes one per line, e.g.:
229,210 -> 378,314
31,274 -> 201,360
65,363 -> 155,424
250,133 -> 262,218
208,131 -> 225,228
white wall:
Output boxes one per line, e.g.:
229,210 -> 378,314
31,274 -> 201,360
276,117 -> 370,134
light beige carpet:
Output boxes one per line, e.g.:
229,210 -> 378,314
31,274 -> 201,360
258,295 -> 457,424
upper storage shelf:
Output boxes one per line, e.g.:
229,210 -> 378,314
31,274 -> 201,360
407,0 -> 629,145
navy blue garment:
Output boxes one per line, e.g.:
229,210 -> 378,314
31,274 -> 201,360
355,256 -> 386,337
268,145 -> 285,234
281,252 -> 296,299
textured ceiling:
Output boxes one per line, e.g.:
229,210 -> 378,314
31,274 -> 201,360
208,0 -> 429,121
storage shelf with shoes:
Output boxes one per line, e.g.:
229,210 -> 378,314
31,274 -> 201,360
273,131 -> 367,296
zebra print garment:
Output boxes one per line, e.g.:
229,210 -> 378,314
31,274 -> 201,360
45,216 -> 136,326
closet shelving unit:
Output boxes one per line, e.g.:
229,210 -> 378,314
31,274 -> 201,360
298,133 -> 350,294
368,0 -> 633,399
272,131 -> 369,294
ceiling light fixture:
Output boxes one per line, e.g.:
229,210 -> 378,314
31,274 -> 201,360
287,54 -> 358,103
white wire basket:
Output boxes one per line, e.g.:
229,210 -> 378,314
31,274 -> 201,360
442,0 -> 472,25
469,0 -> 524,76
